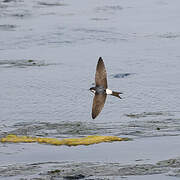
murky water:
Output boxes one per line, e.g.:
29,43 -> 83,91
1,0 -> 180,179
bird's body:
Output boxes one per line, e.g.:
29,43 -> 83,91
90,57 -> 122,119
90,86 -> 113,95
90,86 -> 105,94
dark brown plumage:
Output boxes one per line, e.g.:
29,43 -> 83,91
90,57 -> 122,119
91,57 -> 107,119
95,57 -> 108,89
92,94 -> 107,119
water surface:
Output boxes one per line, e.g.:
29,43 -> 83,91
0,0 -> 180,179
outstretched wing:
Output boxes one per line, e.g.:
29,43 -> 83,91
95,57 -> 108,89
92,94 -> 107,119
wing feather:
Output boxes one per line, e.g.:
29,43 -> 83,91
95,57 -> 108,88
92,94 -> 107,119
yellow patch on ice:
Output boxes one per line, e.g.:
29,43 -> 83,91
0,134 -> 129,146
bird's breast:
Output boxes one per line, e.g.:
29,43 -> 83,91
95,86 -> 105,94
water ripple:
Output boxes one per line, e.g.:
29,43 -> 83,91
0,24 -> 17,31
1,158 -> 180,178
0,59 -> 50,68
37,1 -> 66,7
111,73 -> 133,79
1,113 -> 180,139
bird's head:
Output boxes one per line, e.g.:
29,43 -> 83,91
89,87 -> 96,94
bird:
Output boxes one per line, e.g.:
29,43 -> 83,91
90,57 -> 122,119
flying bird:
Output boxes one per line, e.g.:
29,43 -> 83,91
90,57 -> 122,119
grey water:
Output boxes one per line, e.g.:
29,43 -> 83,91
0,0 -> 180,179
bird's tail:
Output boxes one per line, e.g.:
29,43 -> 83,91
112,91 -> 123,99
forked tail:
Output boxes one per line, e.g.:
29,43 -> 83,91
112,91 -> 123,99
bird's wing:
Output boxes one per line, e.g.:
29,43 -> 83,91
92,94 -> 107,119
95,57 -> 108,89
